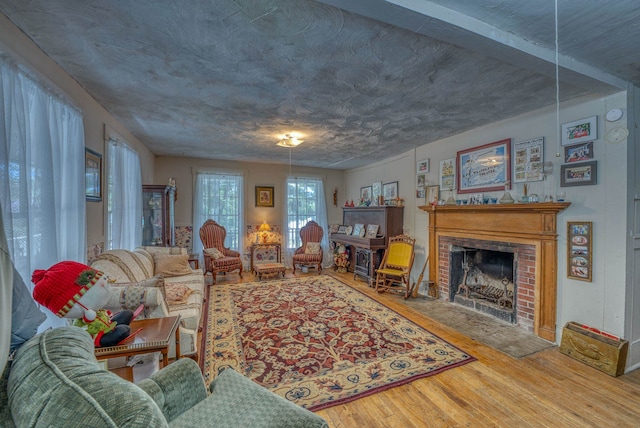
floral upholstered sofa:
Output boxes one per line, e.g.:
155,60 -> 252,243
90,246 -> 205,358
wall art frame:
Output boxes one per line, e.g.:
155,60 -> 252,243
417,158 -> 430,173
255,186 -> 274,207
425,185 -> 440,205
513,137 -> 544,183
85,148 -> 102,202
439,158 -> 456,190
382,181 -> 398,203
564,141 -> 594,163
372,181 -> 382,203
560,161 -> 597,187
567,221 -> 592,281
561,116 -> 597,146
360,185 -> 372,202
457,138 -> 511,194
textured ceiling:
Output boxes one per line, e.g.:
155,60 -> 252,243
0,0 -> 637,169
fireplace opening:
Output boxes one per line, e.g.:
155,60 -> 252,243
449,246 -> 517,324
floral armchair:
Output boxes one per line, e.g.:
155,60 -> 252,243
199,220 -> 243,284
292,221 -> 324,274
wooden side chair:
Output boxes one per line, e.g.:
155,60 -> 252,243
292,221 -> 324,274
199,220 -> 243,284
374,234 -> 416,299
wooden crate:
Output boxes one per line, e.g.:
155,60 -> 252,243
560,322 -> 629,377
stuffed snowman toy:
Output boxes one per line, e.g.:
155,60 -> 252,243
32,261 -> 134,347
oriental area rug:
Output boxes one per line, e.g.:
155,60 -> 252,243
202,275 -> 475,411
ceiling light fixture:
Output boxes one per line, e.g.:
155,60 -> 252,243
277,134 -> 304,148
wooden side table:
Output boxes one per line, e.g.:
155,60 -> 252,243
250,242 -> 281,271
94,315 -> 181,368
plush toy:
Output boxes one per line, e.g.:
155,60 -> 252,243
32,261 -> 134,347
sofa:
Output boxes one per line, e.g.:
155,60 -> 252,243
1,327 -> 328,427
90,246 -> 205,358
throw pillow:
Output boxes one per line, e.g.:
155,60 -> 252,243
204,248 -> 225,260
117,274 -> 165,298
305,242 -> 322,255
165,284 -> 193,304
153,254 -> 193,277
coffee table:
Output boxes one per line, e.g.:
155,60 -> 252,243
253,262 -> 286,280
94,315 -> 181,368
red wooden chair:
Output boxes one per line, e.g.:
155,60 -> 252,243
292,221 -> 324,274
199,220 -> 243,284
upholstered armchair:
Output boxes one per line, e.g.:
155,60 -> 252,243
199,220 -> 243,284
292,220 -> 324,274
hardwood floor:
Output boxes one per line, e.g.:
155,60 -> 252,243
210,270 -> 640,427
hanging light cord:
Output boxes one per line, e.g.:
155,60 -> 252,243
555,0 -> 561,157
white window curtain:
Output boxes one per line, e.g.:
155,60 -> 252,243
283,176 -> 331,268
192,171 -> 244,262
0,58 -> 86,331
107,138 -> 142,250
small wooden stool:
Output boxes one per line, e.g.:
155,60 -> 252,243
253,262 -> 286,280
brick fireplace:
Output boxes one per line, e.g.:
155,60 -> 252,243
419,202 -> 570,341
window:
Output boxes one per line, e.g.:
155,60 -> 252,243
0,59 -> 86,331
284,177 -> 330,267
193,171 -> 243,256
106,138 -> 142,250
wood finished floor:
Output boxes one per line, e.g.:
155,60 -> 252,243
209,270 -> 640,428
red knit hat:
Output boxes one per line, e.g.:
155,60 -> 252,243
32,261 -> 104,317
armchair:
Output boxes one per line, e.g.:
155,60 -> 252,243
200,220 -> 243,284
374,234 -> 416,299
292,220 -> 324,274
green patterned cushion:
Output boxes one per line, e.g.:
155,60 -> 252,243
8,327 -> 168,427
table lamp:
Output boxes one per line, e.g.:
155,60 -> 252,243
259,221 -> 271,243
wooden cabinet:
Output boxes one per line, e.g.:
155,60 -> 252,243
142,185 -> 176,246
330,206 -> 404,283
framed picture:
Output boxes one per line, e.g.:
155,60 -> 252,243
564,141 -> 594,163
337,225 -> 348,234
513,137 -> 544,183
360,185 -> 372,202
416,173 -> 426,188
457,138 -> 511,194
85,148 -> 102,202
560,161 -> 597,187
372,181 -> 382,204
352,223 -> 365,237
416,188 -> 426,199
382,181 -> 398,203
561,116 -> 597,146
425,185 -> 439,205
567,221 -> 592,281
417,159 -> 430,173
365,224 -> 379,238
255,186 -> 274,207
439,158 -> 456,190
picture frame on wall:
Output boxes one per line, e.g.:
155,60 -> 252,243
85,148 -> 102,202
561,116 -> 597,146
416,173 -> 426,188
382,181 -> 398,203
564,141 -> 594,163
567,221 -> 592,281
372,181 -> 382,203
439,158 -> 456,190
255,186 -> 274,207
417,159 -> 430,173
425,185 -> 439,205
360,185 -> 372,202
457,138 -> 511,194
513,137 -> 544,183
560,161 -> 597,187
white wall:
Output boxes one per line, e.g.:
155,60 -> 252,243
344,92 -> 629,343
